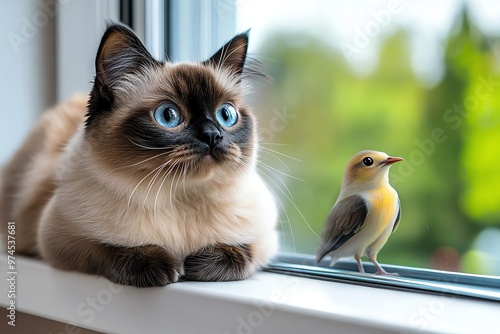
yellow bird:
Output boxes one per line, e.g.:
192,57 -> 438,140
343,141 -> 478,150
316,150 -> 403,275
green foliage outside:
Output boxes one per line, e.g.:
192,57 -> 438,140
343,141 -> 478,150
252,10 -> 500,275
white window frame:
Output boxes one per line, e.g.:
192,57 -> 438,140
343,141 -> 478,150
56,0 -> 119,101
168,0 -> 236,62
0,1 -> 58,163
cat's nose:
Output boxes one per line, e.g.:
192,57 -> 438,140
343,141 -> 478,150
199,128 -> 222,148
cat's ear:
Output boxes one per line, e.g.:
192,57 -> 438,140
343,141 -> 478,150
204,31 -> 249,76
94,23 -> 159,93
87,23 -> 160,126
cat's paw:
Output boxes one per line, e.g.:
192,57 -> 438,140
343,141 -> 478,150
182,244 -> 254,282
107,244 -> 184,287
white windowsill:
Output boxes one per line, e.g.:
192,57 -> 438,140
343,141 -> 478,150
1,256 -> 499,334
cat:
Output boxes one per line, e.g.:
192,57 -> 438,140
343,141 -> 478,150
0,23 -> 278,287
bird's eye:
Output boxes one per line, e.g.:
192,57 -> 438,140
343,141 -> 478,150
215,103 -> 238,127
362,157 -> 374,166
153,103 -> 183,128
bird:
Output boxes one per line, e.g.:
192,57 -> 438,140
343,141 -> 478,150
316,150 -> 403,275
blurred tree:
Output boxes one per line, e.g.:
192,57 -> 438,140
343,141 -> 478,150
412,10 -> 479,266
456,12 -> 500,226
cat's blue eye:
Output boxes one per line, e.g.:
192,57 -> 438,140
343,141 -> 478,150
153,103 -> 183,128
215,103 -> 238,127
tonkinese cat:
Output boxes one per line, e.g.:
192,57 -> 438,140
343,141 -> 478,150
0,24 -> 278,287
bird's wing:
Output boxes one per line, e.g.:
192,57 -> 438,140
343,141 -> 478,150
391,198 -> 401,233
316,194 -> 368,262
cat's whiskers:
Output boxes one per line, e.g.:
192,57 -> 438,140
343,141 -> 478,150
143,161 -> 169,207
258,149 -> 292,173
165,150 -> 199,202
256,161 -> 296,203
170,161 -> 181,203
258,167 -> 305,251
262,165 -> 318,238
127,160 -> 172,208
238,142 -> 303,181
113,151 -> 170,171
259,146 -> 302,171
168,158 -> 183,208
181,160 -> 190,200
153,159 -> 180,216
233,157 -> 294,251
260,172 -> 296,252
259,142 -> 291,146
127,138 -> 177,151
175,160 -> 188,203
246,142 -> 320,246
127,146 -> 200,214
256,160 -> 306,184
257,160 -> 294,209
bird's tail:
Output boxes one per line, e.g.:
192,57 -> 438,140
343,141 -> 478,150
317,247 -> 340,267
316,246 -> 329,263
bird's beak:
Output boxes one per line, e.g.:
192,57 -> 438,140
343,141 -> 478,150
384,157 -> 404,165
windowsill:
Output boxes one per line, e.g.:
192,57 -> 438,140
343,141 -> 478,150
272,253 -> 500,302
1,256 -> 499,334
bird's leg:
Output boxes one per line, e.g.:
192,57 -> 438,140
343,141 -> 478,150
370,257 -> 398,276
355,254 -> 365,273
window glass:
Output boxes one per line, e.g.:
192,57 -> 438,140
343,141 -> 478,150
235,0 -> 500,276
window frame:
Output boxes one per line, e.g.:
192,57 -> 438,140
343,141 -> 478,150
270,253 -> 500,303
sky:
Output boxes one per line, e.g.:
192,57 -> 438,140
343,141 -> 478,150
236,0 -> 500,86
